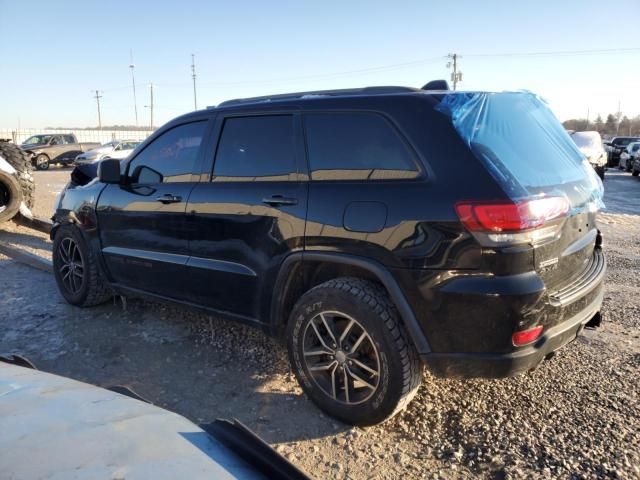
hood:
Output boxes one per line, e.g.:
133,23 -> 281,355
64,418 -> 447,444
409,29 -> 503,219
577,145 -> 603,158
82,146 -> 113,157
19,143 -> 47,150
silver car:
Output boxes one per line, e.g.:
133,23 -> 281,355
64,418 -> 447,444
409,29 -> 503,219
74,139 -> 141,165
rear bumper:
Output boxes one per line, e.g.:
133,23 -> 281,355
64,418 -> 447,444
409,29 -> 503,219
421,284 -> 603,378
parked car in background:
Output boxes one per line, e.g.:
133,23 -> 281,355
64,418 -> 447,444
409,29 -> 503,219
74,140 -> 142,165
20,134 -> 100,170
618,142 -> 640,172
604,136 -> 640,167
571,131 -> 607,179
50,86 -> 605,426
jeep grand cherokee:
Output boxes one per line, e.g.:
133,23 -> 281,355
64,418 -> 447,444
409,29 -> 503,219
51,85 -> 605,425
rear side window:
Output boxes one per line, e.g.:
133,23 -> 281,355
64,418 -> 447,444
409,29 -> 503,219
304,113 -> 419,181
128,121 -> 206,183
213,115 -> 296,181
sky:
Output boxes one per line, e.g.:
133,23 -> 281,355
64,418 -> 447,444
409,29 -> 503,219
1,0 -> 639,129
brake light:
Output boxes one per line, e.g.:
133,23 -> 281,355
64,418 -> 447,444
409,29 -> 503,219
456,197 -> 569,232
456,197 -> 570,246
512,326 -> 544,346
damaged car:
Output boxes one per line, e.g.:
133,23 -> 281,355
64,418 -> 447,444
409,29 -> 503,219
51,84 -> 606,426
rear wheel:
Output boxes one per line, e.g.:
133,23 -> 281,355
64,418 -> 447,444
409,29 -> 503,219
287,277 -> 422,426
595,166 -> 605,180
52,225 -> 112,306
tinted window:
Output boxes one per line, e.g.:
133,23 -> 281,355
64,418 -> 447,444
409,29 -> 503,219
129,121 -> 206,183
304,113 -> 418,180
213,115 -> 296,181
63,135 -> 76,144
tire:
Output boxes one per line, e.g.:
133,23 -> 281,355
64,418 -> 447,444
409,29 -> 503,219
595,166 -> 605,180
287,277 -> 422,426
35,154 -> 49,170
632,170 -> 639,177
52,225 -> 112,306
0,142 -> 35,223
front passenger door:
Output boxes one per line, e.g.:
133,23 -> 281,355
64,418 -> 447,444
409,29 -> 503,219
97,120 -> 209,299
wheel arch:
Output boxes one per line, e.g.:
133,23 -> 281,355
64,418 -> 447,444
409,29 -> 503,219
270,252 -> 431,355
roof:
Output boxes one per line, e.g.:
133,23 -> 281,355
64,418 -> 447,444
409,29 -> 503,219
210,81 -> 452,109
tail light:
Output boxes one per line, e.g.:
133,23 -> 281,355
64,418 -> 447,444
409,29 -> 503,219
512,326 -> 544,346
456,196 -> 570,246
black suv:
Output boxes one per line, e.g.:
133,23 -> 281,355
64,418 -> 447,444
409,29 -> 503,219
51,85 -> 605,426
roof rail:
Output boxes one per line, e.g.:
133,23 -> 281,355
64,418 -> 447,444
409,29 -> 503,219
215,85 -> 419,108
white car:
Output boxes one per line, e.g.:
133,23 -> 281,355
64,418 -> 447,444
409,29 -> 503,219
571,131 -> 607,179
74,139 -> 141,164
618,142 -> 640,172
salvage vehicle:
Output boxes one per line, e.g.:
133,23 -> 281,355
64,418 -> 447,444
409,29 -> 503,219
570,131 -> 607,179
0,355 -> 309,480
74,139 -> 142,165
618,141 -> 640,172
604,136 -> 640,167
0,141 -> 35,223
20,133 -> 100,170
51,84 -> 606,426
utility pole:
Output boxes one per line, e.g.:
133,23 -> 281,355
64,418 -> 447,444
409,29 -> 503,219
129,49 -> 138,126
447,53 -> 463,91
191,53 -> 197,110
93,90 -> 103,130
586,107 -> 590,130
616,100 -> 621,135
149,83 -> 154,130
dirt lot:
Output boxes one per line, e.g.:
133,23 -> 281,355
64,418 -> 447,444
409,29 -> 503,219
1,169 -> 639,479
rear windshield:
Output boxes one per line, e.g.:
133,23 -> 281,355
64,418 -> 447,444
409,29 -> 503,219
436,92 -> 603,210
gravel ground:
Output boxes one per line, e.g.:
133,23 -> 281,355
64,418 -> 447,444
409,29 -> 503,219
0,169 -> 638,479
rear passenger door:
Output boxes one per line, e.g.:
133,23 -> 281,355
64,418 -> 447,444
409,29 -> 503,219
302,112 -> 422,266
186,113 -> 308,322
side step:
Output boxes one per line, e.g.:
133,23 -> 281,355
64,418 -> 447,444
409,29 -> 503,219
14,214 -> 53,235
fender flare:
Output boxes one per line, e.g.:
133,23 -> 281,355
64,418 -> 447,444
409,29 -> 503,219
271,251 -> 431,355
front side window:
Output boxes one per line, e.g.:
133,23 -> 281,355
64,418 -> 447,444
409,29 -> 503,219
63,135 -> 76,144
128,121 -> 207,183
213,115 -> 296,181
304,112 -> 419,181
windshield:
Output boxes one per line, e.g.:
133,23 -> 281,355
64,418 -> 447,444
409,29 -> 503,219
571,131 -> 601,149
23,135 -> 53,145
436,91 -> 603,210
614,138 -> 639,147
101,141 -> 118,147
629,143 -> 640,152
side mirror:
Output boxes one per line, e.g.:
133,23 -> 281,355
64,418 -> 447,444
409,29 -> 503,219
98,159 -> 121,184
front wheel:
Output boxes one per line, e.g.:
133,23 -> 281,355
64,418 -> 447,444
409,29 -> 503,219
35,154 -> 49,170
52,225 -> 112,306
287,278 -> 422,426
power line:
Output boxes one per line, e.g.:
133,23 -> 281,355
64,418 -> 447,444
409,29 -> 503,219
464,47 -> 640,58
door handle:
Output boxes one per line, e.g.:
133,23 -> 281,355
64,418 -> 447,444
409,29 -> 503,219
155,194 -> 182,204
262,195 -> 298,206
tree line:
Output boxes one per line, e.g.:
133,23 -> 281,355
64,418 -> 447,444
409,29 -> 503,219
563,114 -> 640,138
